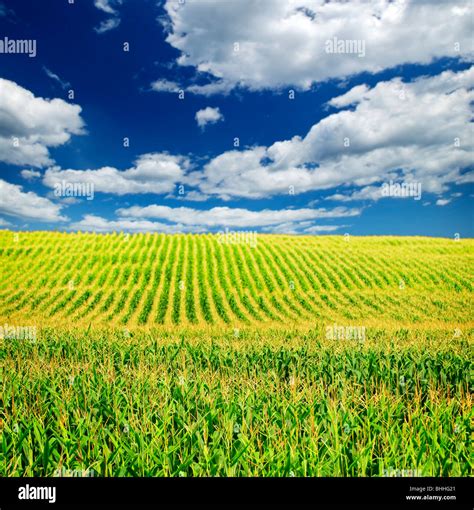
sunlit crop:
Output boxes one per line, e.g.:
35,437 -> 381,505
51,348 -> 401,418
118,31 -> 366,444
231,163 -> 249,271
1,231 -> 472,476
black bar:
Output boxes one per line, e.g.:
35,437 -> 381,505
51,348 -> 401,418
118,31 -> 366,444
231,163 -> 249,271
0,477 -> 471,508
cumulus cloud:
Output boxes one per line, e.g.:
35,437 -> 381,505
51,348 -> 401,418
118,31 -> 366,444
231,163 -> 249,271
21,169 -> 42,181
303,225 -> 347,234
169,189 -> 209,202
436,198 -> 451,206
95,17 -> 121,34
325,186 -> 397,202
43,153 -> 190,196
70,204 -> 359,234
42,69 -> 472,205
326,182 -> 426,202
36,67 -> 473,207
151,79 -> 181,93
195,67 -> 474,199
261,221 -> 346,234
94,0 -> 122,33
0,179 -> 67,222
0,78 -> 84,167
116,204 -> 360,228
161,0 -> 473,94
195,107 -> 223,129
94,0 -> 119,15
70,214 -> 205,233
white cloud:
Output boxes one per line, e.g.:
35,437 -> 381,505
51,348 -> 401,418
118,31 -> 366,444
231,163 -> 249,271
23,65 -> 471,214
0,217 -> 11,227
43,67 -> 70,90
326,186 -> 387,202
94,0 -> 120,15
196,67 -> 474,199
51,195 -> 81,205
195,107 -> 223,129
169,190 -> 209,202
162,0 -> 473,94
0,179 -> 67,222
21,169 -> 42,181
151,79 -> 181,93
46,69 -> 473,204
329,84 -> 371,108
70,205 -> 359,234
261,221 -> 345,234
303,225 -> 346,234
261,221 -> 311,235
94,0 -> 122,33
95,17 -> 121,33
70,214 -> 202,233
436,198 -> 451,206
151,80 -> 234,96
187,81 -> 234,96
0,78 -> 84,167
116,204 -> 360,228
182,190 -> 208,202
43,153 -> 189,195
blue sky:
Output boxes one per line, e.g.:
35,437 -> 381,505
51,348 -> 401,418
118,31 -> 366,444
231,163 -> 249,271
0,0 -> 472,236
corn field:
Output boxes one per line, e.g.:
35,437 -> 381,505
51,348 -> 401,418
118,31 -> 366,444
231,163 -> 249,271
0,231 -> 472,328
0,231 -> 472,476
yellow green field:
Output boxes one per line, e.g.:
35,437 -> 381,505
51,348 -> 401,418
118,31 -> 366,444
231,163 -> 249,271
0,231 -> 472,329
0,231 -> 472,476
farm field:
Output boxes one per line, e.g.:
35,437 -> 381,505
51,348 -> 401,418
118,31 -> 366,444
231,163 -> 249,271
0,231 -> 473,328
0,231 -> 472,476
